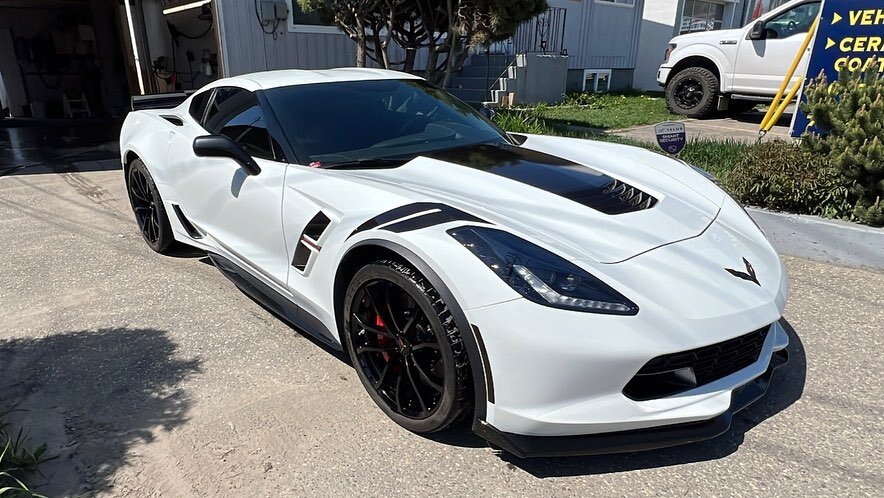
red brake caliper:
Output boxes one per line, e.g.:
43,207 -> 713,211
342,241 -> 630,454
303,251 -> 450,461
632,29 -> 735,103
376,315 -> 392,361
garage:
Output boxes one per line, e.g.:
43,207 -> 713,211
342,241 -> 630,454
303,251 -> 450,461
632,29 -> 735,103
0,0 -> 220,120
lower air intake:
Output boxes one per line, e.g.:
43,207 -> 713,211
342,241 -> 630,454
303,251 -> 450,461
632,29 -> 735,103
623,325 -> 770,401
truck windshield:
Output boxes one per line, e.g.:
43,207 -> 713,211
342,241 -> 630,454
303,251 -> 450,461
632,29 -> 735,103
263,79 -> 509,168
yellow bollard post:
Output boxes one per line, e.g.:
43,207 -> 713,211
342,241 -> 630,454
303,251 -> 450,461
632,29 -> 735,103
766,78 -> 804,133
759,16 -> 820,134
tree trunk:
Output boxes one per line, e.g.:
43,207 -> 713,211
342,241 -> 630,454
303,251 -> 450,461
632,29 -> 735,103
355,17 -> 366,67
403,49 -> 416,73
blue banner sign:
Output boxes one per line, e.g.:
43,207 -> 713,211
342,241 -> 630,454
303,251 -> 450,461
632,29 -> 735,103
654,122 -> 687,155
791,2 -> 884,136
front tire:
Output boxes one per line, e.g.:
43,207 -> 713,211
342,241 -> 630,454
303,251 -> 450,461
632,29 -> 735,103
127,159 -> 175,254
343,260 -> 472,433
666,67 -> 719,118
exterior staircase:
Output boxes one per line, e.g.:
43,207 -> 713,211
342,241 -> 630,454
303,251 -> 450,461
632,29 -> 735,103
446,54 -> 515,106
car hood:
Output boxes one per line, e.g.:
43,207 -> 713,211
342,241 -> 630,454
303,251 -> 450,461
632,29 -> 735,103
340,135 -> 727,264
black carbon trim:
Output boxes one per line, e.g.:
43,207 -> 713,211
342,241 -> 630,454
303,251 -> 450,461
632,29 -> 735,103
172,204 -> 203,239
472,325 -> 495,403
426,143 -> 657,214
475,349 -> 788,458
208,253 -> 341,352
350,202 -> 487,237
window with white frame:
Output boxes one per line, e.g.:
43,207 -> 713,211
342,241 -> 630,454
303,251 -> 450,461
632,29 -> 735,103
583,69 -> 612,93
287,0 -> 340,33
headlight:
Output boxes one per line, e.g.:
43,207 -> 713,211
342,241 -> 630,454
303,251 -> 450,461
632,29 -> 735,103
663,43 -> 677,63
448,227 -> 638,315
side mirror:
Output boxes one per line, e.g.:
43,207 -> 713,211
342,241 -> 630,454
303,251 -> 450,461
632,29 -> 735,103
748,20 -> 766,40
192,135 -> 261,176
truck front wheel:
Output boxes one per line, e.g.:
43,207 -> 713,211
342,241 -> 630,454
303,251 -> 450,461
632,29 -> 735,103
665,67 -> 719,118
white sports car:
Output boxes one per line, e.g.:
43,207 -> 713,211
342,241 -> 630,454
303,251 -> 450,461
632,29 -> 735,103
120,68 -> 789,457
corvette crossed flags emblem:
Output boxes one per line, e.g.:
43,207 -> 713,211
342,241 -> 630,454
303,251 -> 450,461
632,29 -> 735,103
725,257 -> 760,286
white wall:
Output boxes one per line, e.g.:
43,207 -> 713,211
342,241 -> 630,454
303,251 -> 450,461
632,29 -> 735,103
633,0 -> 680,91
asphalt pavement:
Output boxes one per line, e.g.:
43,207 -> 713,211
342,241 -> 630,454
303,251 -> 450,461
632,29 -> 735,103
0,165 -> 882,497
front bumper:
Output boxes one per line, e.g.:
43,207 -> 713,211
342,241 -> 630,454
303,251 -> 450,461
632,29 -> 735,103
657,66 -> 672,87
475,348 -> 788,458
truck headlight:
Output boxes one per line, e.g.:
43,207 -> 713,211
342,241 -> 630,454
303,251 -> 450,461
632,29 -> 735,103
664,43 -> 677,63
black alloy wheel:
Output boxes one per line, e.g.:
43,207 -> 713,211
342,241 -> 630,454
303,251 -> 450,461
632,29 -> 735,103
674,78 -> 704,109
344,260 -> 471,433
127,159 -> 174,253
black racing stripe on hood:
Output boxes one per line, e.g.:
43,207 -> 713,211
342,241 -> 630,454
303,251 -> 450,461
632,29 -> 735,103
350,202 -> 486,237
426,143 -> 657,215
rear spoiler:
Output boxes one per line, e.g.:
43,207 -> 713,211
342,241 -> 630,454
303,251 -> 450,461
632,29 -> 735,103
130,90 -> 195,111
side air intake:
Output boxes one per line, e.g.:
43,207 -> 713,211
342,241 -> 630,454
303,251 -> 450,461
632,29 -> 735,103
293,212 -> 332,272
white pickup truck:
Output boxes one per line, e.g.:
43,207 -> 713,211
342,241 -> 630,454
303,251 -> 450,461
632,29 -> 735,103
658,0 -> 821,118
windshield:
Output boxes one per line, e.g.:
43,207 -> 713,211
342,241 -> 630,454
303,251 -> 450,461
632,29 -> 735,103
263,79 -> 509,167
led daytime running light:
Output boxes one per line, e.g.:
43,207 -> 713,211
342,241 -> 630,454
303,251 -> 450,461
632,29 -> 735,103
513,265 -> 633,313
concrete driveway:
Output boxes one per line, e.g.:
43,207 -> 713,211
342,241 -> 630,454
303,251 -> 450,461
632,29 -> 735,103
615,108 -> 794,143
1,164 -> 882,497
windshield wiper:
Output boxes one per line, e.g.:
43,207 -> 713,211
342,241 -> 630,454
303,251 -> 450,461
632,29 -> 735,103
322,157 -> 410,169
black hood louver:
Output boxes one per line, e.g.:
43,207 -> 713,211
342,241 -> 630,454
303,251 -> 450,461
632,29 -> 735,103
426,144 -> 657,215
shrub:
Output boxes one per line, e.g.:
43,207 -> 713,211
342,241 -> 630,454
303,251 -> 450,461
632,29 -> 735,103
725,140 -> 856,218
492,106 -> 555,135
800,60 -> 884,225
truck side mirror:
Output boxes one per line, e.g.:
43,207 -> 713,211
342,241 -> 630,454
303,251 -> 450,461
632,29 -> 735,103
749,21 -> 766,40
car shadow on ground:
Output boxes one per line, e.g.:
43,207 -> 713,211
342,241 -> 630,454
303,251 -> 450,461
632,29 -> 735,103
494,318 -> 806,477
0,328 -> 201,495
721,108 -> 793,128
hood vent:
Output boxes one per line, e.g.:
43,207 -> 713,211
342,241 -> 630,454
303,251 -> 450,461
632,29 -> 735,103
602,179 -> 658,212
426,144 -> 657,215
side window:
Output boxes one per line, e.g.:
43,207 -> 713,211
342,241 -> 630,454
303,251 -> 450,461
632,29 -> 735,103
204,87 -> 285,162
189,90 -> 210,124
766,2 -> 821,39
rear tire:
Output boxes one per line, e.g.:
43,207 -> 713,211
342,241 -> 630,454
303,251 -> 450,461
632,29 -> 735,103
127,159 -> 175,254
343,260 -> 472,433
666,67 -> 719,118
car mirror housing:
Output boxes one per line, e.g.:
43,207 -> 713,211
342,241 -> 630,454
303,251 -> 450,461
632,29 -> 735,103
748,20 -> 766,40
192,135 -> 261,176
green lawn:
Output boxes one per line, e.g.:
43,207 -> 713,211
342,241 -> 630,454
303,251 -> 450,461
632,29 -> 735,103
493,99 -> 749,180
532,93 -> 680,130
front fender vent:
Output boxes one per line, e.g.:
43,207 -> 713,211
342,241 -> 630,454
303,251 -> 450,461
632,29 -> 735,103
293,211 -> 332,272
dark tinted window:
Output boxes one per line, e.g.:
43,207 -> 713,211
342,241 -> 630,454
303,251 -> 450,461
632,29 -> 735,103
189,90 -> 211,123
263,79 -> 508,167
204,87 -> 283,161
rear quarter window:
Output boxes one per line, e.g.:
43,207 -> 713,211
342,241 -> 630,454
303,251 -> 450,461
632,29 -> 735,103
189,91 -> 211,124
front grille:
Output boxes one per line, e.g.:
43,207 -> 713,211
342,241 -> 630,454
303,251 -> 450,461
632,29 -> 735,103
623,326 -> 770,401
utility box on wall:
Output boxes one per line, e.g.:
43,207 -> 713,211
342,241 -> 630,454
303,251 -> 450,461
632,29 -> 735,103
511,54 -> 569,106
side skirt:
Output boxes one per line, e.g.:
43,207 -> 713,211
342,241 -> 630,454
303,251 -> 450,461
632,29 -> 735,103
208,253 -> 342,352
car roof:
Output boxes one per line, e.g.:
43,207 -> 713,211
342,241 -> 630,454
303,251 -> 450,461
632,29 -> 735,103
196,68 -> 423,94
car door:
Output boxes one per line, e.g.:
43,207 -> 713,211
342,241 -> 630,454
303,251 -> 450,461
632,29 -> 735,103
732,1 -> 821,95
169,86 -> 292,288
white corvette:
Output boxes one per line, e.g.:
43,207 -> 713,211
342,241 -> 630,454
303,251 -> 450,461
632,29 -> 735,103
120,68 -> 789,457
